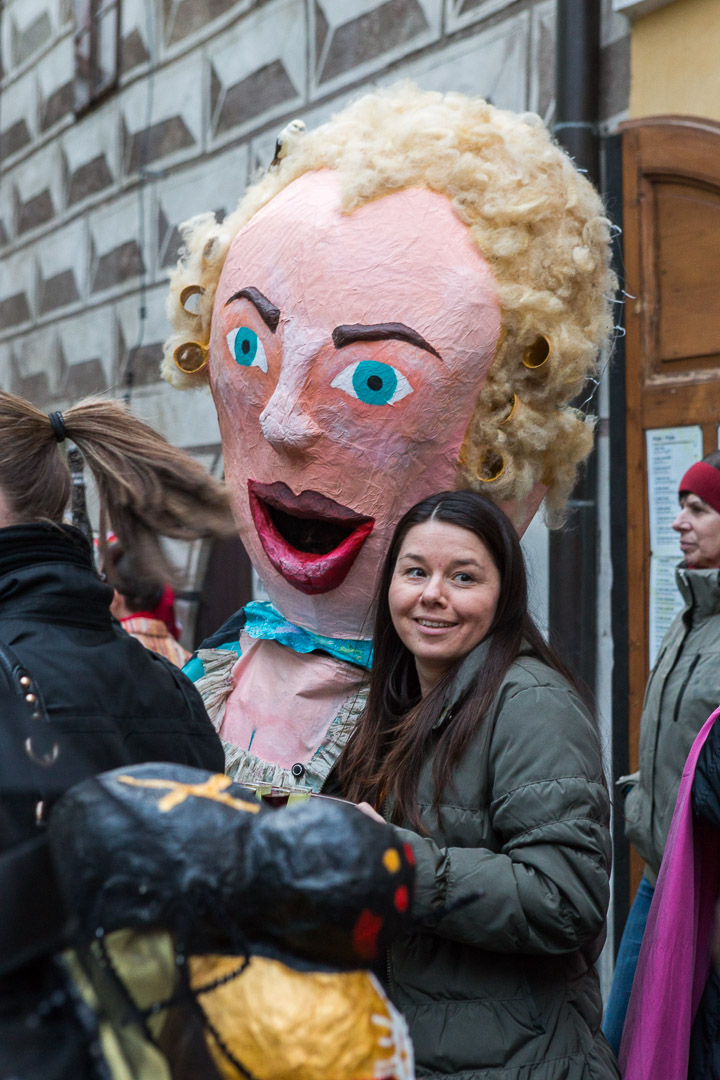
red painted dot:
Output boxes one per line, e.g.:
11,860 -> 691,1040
352,909 -> 383,960
403,842 -> 415,867
394,885 -> 409,913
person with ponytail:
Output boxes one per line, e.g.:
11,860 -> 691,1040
0,389 -> 237,830
333,490 -> 617,1080
0,391 -> 237,1078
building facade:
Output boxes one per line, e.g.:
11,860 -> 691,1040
3,0 -> 720,981
0,0 -> 638,965
609,0 -> 720,904
0,0 -> 630,633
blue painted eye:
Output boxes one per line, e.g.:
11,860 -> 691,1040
226,327 -> 267,372
331,360 -> 412,406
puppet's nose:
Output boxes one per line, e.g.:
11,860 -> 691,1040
259,388 -> 322,453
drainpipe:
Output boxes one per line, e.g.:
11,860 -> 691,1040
549,0 -> 601,695
68,447 -> 94,552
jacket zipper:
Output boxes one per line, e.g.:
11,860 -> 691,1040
672,653 -> 700,723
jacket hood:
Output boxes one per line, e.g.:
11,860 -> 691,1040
676,565 -> 720,623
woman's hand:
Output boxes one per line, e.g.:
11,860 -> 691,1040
356,801 -> 386,824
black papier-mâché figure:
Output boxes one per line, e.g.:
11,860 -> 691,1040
47,762 -> 416,1080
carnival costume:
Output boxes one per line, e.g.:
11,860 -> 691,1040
47,763 -> 416,1080
154,84 -> 614,1075
163,84 -> 614,793
186,601 -> 371,789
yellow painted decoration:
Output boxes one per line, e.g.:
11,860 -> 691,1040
116,773 -> 260,815
189,953 -> 415,1080
179,284 -> 205,314
521,335 -> 551,370
500,394 -> 518,425
477,452 -> 505,483
63,929 -> 178,1080
173,341 -> 208,374
383,848 -> 401,874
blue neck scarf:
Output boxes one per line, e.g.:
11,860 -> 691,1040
242,601 -> 373,670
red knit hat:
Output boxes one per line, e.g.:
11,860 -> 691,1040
678,461 -> 720,515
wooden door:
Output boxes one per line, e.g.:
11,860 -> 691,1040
622,116 -> 720,892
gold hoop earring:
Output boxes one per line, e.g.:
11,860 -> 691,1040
179,285 -> 205,315
522,335 -> 552,370
500,394 -> 518,425
477,451 -> 505,483
173,341 -> 208,374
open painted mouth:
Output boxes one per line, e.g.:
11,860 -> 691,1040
247,480 -> 375,595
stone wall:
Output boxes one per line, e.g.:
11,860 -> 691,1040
0,0 -> 630,602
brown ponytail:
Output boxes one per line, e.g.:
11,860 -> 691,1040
0,391 -> 235,580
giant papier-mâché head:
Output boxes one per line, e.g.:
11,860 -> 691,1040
163,84 -> 615,637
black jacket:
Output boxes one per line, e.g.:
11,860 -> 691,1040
0,523 -> 224,1077
0,523 -> 224,837
689,717 -> 720,1080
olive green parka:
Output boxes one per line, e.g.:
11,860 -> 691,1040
623,565 -> 720,884
388,641 -> 618,1080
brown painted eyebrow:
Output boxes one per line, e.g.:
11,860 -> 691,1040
332,322 -> 441,360
225,287 -> 280,333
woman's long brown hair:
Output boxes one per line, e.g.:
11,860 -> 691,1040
336,491 -> 589,833
0,391 -> 235,580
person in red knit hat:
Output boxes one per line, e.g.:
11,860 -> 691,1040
673,453 -> 720,570
604,450 -> 720,1054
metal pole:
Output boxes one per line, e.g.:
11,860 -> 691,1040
550,0 -> 601,694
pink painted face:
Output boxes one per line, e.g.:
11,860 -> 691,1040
209,170 -> 502,636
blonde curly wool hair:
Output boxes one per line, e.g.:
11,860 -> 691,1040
163,83 -> 615,517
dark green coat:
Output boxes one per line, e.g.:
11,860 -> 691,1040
624,566 -> 720,884
388,642 -> 618,1079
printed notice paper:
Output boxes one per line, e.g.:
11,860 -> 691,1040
645,427 -> 703,666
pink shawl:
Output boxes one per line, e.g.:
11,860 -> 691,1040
619,706 -> 720,1079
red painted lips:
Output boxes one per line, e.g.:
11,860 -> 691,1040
248,480 -> 375,595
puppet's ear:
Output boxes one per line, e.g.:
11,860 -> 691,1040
498,478 -> 547,537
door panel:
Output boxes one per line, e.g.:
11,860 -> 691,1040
622,115 -> 720,894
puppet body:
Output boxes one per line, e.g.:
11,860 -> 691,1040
48,763 -> 417,1080
164,86 -> 614,785
184,603 -> 370,787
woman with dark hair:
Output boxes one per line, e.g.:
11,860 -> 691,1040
604,450 -> 720,1054
335,490 -> 618,1079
